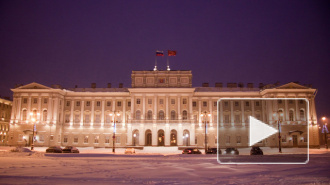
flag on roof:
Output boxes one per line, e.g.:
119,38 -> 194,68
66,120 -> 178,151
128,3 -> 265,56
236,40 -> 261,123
168,50 -> 176,56
156,50 -> 164,56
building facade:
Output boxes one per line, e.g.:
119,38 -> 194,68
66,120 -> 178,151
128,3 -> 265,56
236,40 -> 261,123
8,70 -> 320,148
0,97 -> 12,145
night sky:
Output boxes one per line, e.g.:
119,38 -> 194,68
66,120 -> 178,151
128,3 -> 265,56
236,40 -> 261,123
1,1 -> 329,122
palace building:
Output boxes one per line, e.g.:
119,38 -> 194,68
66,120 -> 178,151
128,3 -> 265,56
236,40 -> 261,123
0,97 -> 12,145
8,70 -> 320,148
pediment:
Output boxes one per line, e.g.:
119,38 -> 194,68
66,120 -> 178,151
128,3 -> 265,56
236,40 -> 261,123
275,82 -> 309,89
16,82 -> 52,90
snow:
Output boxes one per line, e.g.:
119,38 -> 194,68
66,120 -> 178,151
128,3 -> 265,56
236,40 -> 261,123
0,146 -> 329,184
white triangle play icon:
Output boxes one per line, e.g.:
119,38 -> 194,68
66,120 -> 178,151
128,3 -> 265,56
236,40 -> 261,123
249,116 -> 278,146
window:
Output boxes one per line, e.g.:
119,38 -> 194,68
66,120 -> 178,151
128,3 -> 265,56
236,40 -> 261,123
234,115 -> 240,124
192,101 -> 196,107
94,136 -> 99,143
171,99 -> 175,104
289,100 -> 293,104
234,101 -> 239,106
33,98 -> 37,104
44,98 -> 48,104
95,114 -> 101,124
107,101 -> 111,107
182,110 -> 188,120
183,98 -> 187,104
76,101 -> 80,106
23,98 -> 27,104
137,99 -> 141,104
128,101 -> 131,107
300,110 -> 305,121
226,136 -> 230,144
105,136 -> 110,143
289,110 -> 294,121
116,136 -> 120,143
203,101 -> 207,107
74,114 -> 80,123
299,100 -> 305,104
255,101 -> 260,106
159,110 -> 164,120
147,110 -> 152,120
39,135 -> 44,142
84,136 -> 89,143
214,101 -> 217,107
74,136 -> 78,143
86,101 -> 90,106
66,101 -> 70,106
236,136 -> 241,144
159,99 -> 164,105
171,110 -> 176,120
85,115 -> 90,123
50,135 -> 54,141
22,110 -> 27,121
64,135 -> 68,143
281,135 -> 286,142
278,100 -> 282,104
136,110 -> 141,120
224,115 -> 230,123
245,102 -> 249,106
148,99 -> 152,104
303,135 -> 307,142
117,101 -> 121,107
96,101 -> 101,107
224,102 -> 229,107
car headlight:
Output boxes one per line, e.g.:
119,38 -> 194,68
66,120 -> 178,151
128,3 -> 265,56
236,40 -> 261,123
231,151 -> 235,154
224,151 -> 226,154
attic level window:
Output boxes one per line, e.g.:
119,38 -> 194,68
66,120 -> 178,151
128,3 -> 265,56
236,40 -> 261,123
203,101 -> 207,107
136,99 -> 141,105
278,100 -> 282,104
299,100 -> 304,104
245,102 -> 249,106
255,101 -> 260,106
289,100 -> 293,104
43,98 -> 48,104
33,98 -> 37,104
183,98 -> 187,104
159,78 -> 165,83
76,101 -> 80,106
117,101 -> 121,107
159,99 -> 164,104
23,98 -> 27,104
66,101 -> 70,106
214,101 -> 217,107
107,101 -> 111,107
234,101 -> 239,107
96,101 -> 101,107
148,99 -> 152,104
192,101 -> 196,107
128,101 -> 131,107
86,101 -> 90,106
171,99 -> 175,104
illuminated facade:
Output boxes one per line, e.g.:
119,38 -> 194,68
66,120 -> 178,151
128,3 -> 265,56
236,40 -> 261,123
8,70 -> 320,148
0,97 -> 12,145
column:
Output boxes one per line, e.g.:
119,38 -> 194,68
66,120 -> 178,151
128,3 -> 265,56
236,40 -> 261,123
101,100 -> 105,126
219,101 -> 223,124
17,98 -> 22,122
123,99 -> 126,124
189,96 -> 193,120
178,124 -> 183,145
152,124 -> 157,146
142,96 -> 145,120
165,124 -> 170,146
131,96 -> 134,120
47,97 -> 53,122
165,96 -> 169,120
91,100 -> 95,126
198,100 -> 201,124
139,124 -> 144,145
70,100 -> 74,125
230,101 -> 234,126
178,96 -> 181,120
285,99 -> 288,121
241,100 -> 244,125
53,97 -> 58,123
11,97 -> 16,121
27,97 -> 31,120
190,123 -> 195,146
80,100 -> 84,126
112,99 -> 115,112
295,99 -> 299,121
209,100 -> 212,123
127,124 -> 132,145
37,97 -> 42,120
154,95 -> 157,120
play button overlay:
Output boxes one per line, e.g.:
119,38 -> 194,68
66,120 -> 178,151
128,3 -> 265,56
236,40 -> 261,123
217,98 -> 309,164
249,116 -> 278,146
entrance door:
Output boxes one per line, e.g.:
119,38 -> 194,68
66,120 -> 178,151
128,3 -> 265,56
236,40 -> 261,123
145,130 -> 152,146
29,134 -> 33,146
292,135 -> 298,147
158,130 -> 165,146
170,130 -> 177,146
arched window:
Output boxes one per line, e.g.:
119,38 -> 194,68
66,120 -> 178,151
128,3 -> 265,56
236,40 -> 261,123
182,110 -> 187,120
171,110 -> 176,120
147,110 -> 152,120
289,110 -> 294,121
22,110 -> 27,121
42,110 -> 47,122
300,110 -> 305,121
136,110 -> 141,120
159,110 -> 164,120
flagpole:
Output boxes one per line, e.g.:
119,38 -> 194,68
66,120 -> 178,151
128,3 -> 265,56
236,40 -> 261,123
154,55 -> 157,71
167,55 -> 170,71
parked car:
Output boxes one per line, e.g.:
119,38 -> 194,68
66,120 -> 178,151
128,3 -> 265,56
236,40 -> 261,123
62,146 -> 79,153
206,148 -> 221,154
223,148 -> 239,155
182,148 -> 202,154
125,148 -> 135,154
250,147 -> 263,155
46,146 -> 63,153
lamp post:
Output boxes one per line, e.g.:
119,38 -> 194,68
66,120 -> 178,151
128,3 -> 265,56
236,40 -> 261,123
110,112 -> 120,153
273,111 -> 283,153
201,111 -> 211,154
133,133 -> 136,146
30,112 -> 40,150
185,133 -> 189,146
322,117 -> 328,149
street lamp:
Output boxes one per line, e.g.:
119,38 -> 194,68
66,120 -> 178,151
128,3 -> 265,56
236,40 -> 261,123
322,117 -> 328,149
133,133 -> 136,146
185,133 -> 189,146
110,112 -> 120,153
29,112 -> 40,150
273,111 -> 283,153
201,111 -> 211,154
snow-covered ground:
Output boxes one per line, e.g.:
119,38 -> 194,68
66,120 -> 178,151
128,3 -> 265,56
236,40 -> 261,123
0,146 -> 329,184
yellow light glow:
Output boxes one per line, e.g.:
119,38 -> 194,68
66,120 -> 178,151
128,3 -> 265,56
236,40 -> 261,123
322,117 -> 326,121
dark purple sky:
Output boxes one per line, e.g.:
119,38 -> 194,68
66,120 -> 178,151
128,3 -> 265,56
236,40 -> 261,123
1,0 -> 329,121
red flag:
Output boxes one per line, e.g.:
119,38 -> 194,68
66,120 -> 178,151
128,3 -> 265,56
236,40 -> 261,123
156,50 -> 164,56
168,50 -> 176,56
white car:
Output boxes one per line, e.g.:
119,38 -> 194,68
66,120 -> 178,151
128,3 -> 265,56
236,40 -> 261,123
125,148 -> 135,154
